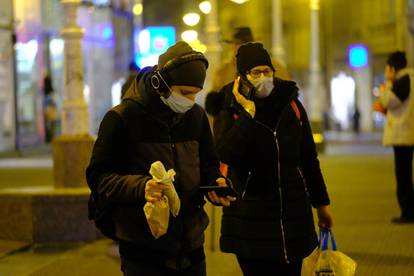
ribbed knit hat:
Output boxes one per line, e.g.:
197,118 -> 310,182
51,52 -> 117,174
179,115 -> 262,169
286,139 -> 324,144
236,42 -> 274,75
158,41 -> 208,89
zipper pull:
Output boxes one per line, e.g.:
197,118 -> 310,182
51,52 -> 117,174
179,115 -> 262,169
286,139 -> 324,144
241,171 -> 252,200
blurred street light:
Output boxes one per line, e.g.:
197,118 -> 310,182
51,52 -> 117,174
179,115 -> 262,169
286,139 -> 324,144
183,13 -> 200,26
181,30 -> 198,42
229,0 -> 249,4
199,1 -> 212,14
310,0 -> 320,10
132,3 -> 143,15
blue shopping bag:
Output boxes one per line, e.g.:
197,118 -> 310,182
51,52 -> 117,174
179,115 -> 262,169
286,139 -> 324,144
302,229 -> 357,276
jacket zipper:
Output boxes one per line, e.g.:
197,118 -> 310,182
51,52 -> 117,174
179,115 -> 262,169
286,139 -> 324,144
255,109 -> 290,263
273,129 -> 289,263
168,130 -> 176,166
241,171 -> 252,199
297,166 -> 310,197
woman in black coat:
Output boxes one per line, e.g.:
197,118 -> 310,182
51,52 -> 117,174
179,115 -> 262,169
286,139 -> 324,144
205,42 -> 334,276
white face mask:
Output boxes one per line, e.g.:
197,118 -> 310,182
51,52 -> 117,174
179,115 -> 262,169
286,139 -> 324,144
160,90 -> 195,113
248,76 -> 274,98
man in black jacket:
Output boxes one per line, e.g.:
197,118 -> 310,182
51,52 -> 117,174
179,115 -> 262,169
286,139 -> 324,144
86,41 -> 234,276
206,42 -> 333,276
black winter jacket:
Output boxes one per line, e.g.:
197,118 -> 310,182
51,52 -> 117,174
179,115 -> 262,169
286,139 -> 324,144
205,78 -> 330,262
86,67 -> 221,263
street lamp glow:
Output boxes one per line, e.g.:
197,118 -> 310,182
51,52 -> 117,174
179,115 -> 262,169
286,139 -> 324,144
310,0 -> 320,10
230,0 -> 249,4
181,30 -> 198,43
199,1 -> 212,14
183,13 -> 200,26
133,3 -> 143,15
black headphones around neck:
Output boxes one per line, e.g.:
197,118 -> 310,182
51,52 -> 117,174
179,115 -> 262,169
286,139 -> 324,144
151,52 -> 209,97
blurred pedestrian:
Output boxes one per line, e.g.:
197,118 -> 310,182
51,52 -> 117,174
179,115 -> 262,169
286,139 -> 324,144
87,41 -> 235,276
121,61 -> 140,100
377,51 -> 414,224
43,74 -> 58,143
352,107 -> 360,133
206,42 -> 333,276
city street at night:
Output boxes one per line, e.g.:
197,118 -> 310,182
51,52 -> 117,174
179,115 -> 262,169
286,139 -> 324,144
1,0 -> 414,275
1,135 -> 414,275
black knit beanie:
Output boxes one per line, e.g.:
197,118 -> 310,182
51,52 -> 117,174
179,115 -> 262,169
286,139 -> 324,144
236,42 -> 274,75
158,41 -> 208,89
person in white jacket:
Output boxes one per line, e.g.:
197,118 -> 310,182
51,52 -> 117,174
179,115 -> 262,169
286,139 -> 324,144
378,51 -> 414,223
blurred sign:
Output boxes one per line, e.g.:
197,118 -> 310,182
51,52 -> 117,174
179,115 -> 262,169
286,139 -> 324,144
84,0 -> 111,5
134,26 -> 175,68
348,44 -> 368,68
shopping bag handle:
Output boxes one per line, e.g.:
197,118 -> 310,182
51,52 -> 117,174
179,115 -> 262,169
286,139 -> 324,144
319,229 -> 337,251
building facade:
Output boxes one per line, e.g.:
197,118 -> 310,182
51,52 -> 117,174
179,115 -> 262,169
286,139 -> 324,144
217,0 -> 414,132
0,0 -> 134,153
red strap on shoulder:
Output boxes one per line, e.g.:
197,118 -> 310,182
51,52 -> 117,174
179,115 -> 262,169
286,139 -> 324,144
290,100 -> 302,125
220,162 -> 229,177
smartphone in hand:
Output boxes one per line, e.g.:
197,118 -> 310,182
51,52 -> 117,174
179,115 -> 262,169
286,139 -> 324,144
199,185 -> 238,198
238,76 -> 255,100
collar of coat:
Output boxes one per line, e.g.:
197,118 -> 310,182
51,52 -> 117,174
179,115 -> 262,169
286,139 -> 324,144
396,68 -> 414,79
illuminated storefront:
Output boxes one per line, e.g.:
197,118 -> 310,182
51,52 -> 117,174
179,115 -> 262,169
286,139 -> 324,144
0,0 -> 15,152
0,0 -> 134,152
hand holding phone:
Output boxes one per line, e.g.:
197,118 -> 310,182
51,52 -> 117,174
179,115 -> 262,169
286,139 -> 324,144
201,178 -> 237,206
238,76 -> 255,100
199,185 -> 238,198
232,77 -> 256,118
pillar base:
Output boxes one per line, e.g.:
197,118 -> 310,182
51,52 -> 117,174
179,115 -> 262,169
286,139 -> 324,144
310,119 -> 325,153
0,187 -> 101,243
52,135 -> 95,188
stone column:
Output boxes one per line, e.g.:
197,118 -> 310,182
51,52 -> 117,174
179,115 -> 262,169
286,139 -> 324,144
132,0 -> 143,56
308,0 -> 325,150
354,68 -> 373,132
52,0 -> 94,188
133,0 -> 143,29
408,0 -> 414,66
198,0 -> 221,105
272,0 -> 285,65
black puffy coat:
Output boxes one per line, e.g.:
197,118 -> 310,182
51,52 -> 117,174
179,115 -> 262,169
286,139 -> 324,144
86,67 -> 221,263
206,78 -> 330,262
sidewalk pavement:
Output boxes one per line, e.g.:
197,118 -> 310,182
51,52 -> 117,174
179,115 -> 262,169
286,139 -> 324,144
1,135 -> 414,275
